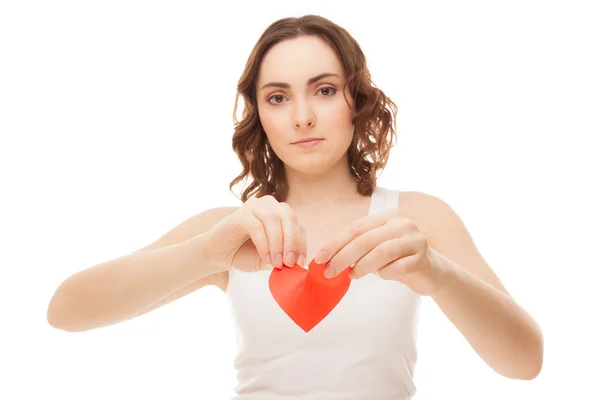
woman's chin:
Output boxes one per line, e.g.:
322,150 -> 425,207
284,156 -> 338,175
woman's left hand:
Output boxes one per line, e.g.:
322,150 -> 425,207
314,208 -> 447,296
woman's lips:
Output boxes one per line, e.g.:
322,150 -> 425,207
293,138 -> 324,148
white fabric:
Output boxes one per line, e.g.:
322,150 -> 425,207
225,186 -> 422,400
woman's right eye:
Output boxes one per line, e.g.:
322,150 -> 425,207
267,94 -> 286,105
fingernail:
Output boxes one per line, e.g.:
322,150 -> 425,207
285,252 -> 295,267
316,249 -> 328,263
275,253 -> 283,268
297,254 -> 306,267
324,265 -> 334,278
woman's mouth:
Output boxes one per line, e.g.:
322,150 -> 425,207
292,138 -> 324,148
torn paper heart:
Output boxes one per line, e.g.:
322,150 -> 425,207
269,259 -> 351,332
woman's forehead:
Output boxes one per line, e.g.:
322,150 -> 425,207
257,36 -> 344,88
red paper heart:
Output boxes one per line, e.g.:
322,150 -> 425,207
269,259 -> 351,332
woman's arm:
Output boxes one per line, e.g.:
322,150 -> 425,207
46,207 -> 236,332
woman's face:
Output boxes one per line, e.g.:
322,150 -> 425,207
256,35 -> 355,175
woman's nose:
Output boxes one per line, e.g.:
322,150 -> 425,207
293,100 -> 315,129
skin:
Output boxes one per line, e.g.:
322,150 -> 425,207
256,35 -> 359,211
240,34 -> 375,271
230,34 -> 543,379
92,34 -> 540,380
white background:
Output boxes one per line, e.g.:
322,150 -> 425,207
1,0 -> 598,398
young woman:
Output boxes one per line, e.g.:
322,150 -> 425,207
47,14 -> 543,399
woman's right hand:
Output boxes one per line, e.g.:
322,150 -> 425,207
205,195 -> 307,272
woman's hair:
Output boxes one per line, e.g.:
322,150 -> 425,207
229,14 -> 398,203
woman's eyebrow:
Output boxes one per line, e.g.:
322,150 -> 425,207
260,72 -> 340,90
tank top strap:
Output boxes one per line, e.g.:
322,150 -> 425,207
369,185 -> 401,215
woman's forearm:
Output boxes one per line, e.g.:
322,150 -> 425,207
46,233 -> 223,332
430,251 -> 544,380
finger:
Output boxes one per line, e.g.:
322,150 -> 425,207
298,224 -> 307,267
315,208 -> 397,264
377,252 -> 422,281
253,201 -> 284,269
325,223 -> 393,278
350,236 -> 416,279
239,212 -> 271,268
279,202 -> 299,267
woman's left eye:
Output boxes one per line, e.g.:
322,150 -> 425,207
318,86 -> 337,96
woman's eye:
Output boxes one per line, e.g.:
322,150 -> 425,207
267,87 -> 336,105
268,94 -> 285,104
318,87 -> 337,96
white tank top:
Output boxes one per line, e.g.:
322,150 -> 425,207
225,186 -> 422,399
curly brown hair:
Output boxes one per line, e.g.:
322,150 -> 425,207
229,14 -> 398,203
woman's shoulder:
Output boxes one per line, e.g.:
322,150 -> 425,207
396,189 -> 449,211
373,186 -> 433,209
133,206 -> 239,253
392,189 -> 449,242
